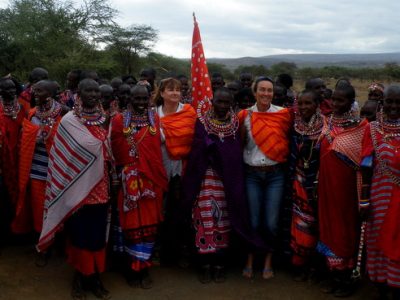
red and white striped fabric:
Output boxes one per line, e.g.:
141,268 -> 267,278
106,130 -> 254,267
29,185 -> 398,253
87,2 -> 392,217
365,123 -> 400,288
38,111 -> 105,252
193,167 -> 230,254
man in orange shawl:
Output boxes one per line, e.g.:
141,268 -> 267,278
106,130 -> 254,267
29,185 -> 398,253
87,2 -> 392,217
238,76 -> 292,280
13,80 -> 67,236
111,84 -> 168,289
0,78 -> 26,245
154,77 -> 196,265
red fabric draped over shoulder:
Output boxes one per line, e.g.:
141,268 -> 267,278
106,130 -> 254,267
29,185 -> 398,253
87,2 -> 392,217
111,113 -> 168,192
238,108 -> 292,162
160,104 -> 196,160
12,108 -> 61,234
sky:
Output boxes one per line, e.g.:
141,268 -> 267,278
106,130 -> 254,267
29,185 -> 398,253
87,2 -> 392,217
1,0 -> 400,58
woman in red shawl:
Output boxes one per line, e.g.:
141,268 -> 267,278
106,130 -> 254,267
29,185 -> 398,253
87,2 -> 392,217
154,77 -> 196,265
111,84 -> 167,289
360,85 -> 400,300
238,76 -> 292,280
317,84 -> 368,297
13,80 -> 66,236
0,78 -> 26,244
289,90 -> 323,280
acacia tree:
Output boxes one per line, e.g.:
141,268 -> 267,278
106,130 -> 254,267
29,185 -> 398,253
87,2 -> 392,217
0,0 -> 117,81
100,25 -> 158,75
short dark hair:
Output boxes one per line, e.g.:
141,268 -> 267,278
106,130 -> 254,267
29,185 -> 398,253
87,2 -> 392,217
252,76 -> 274,93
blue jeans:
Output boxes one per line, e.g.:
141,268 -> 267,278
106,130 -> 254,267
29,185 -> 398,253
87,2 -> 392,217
245,166 -> 285,248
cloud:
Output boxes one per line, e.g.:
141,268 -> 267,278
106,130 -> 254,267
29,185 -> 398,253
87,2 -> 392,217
2,0 -> 398,57
112,0 -> 400,57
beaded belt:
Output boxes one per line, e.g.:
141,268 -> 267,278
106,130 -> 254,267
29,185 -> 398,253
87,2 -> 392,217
246,164 -> 282,172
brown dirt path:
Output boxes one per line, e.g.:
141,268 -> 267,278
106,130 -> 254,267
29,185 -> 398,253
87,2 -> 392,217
0,245 -> 376,300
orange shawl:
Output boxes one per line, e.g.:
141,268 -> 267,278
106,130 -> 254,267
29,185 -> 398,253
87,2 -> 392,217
12,108 -> 61,234
160,104 -> 197,160
238,108 -> 292,163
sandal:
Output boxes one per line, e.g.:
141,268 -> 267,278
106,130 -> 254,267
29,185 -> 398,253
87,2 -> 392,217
262,268 -> 275,280
242,267 -> 254,279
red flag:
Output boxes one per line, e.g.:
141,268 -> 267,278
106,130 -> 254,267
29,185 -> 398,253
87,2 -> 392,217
191,13 -> 212,116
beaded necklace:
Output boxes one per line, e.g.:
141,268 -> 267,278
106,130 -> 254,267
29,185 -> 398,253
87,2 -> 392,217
378,113 -> 400,140
294,112 -> 323,169
294,112 -> 323,140
202,109 -> 239,142
325,111 -> 360,144
0,97 -> 20,120
371,121 -> 400,186
122,110 -> 156,158
74,105 -> 106,126
35,99 -> 62,142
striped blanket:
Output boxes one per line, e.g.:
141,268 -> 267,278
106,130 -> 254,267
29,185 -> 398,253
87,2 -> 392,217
37,111 -> 105,252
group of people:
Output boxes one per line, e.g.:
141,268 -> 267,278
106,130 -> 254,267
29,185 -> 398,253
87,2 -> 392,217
0,66 -> 399,300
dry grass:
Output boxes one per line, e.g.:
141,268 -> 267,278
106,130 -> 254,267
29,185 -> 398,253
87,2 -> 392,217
293,78 -> 394,106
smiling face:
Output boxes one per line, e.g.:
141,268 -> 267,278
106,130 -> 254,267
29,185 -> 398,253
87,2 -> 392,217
254,79 -> 274,111
297,92 -> 318,122
131,86 -> 150,114
160,83 -> 181,106
383,87 -> 400,121
79,79 -> 100,109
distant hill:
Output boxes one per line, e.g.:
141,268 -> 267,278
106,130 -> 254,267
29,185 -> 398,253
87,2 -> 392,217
208,52 -> 400,70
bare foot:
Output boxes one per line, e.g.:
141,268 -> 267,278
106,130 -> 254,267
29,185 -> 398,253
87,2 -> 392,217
262,268 -> 274,280
242,267 -> 254,279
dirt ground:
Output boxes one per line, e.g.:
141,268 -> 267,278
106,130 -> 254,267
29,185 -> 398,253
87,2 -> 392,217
0,244 -> 378,300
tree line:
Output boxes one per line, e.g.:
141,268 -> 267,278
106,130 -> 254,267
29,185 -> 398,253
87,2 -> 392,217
1,0 -> 400,86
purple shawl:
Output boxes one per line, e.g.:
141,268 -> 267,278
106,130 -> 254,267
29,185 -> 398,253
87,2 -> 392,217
182,120 -> 268,251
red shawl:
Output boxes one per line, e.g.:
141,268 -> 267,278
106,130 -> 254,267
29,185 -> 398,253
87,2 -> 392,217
18,86 -> 32,114
0,107 -> 26,205
111,113 -> 168,192
160,104 -> 196,160
12,108 -> 61,234
318,120 -> 367,258
238,108 -> 292,162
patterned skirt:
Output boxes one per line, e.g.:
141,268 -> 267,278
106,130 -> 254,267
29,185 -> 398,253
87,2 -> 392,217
193,167 -> 230,254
